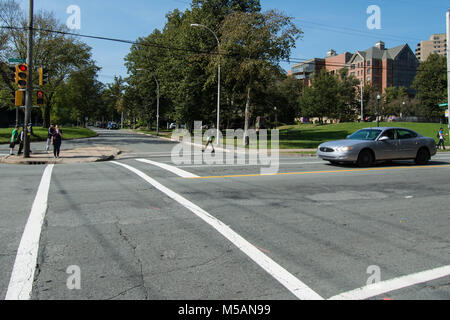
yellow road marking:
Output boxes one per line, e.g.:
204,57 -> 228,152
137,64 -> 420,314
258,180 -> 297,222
188,164 -> 450,180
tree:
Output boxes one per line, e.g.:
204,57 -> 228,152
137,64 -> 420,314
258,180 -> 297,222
219,10 -> 302,143
412,53 -> 447,118
0,0 -> 98,127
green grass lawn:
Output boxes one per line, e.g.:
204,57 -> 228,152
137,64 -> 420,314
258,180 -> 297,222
135,122 -> 449,151
276,122 -> 449,149
0,127 -> 97,144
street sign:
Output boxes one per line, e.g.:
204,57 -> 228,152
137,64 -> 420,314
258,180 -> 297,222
8,58 -> 26,64
439,103 -> 448,107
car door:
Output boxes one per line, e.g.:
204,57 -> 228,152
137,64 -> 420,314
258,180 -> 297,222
375,129 -> 399,160
397,129 -> 419,159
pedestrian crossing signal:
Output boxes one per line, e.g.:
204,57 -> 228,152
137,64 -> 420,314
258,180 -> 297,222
36,90 -> 44,106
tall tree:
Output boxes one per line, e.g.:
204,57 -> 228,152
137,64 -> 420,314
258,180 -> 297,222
412,53 -> 447,118
219,10 -> 302,143
0,0 -> 98,127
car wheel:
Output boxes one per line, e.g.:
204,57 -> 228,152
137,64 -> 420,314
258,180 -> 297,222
357,149 -> 374,167
414,148 -> 430,165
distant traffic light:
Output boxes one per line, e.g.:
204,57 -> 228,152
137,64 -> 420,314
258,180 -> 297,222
9,66 -> 16,82
36,90 -> 44,105
15,64 -> 28,89
39,67 -> 49,86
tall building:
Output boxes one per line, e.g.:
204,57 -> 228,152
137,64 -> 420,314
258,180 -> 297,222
415,33 -> 447,62
346,41 -> 419,92
289,41 -> 419,92
289,58 -> 325,86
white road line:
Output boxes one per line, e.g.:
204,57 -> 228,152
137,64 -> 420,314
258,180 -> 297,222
136,158 -> 199,178
329,265 -> 450,300
111,161 -> 324,300
177,161 -> 325,168
5,164 -> 54,300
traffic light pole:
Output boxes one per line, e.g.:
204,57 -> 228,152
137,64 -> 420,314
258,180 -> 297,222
24,0 -> 34,158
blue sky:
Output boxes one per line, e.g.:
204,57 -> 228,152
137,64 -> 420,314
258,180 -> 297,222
22,0 -> 449,83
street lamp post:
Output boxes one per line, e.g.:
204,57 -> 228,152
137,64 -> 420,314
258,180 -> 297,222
191,23 -> 220,145
154,75 -> 160,136
377,94 -> 381,127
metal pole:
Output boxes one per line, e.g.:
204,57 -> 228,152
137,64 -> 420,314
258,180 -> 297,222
446,9 -> 450,131
24,0 -> 33,158
154,76 -> 160,136
361,80 -> 364,122
217,60 -> 220,145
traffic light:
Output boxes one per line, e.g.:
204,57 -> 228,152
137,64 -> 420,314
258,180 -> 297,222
15,91 -> 23,107
15,64 -> 28,89
36,90 -> 44,106
9,66 -> 16,82
39,67 -> 49,86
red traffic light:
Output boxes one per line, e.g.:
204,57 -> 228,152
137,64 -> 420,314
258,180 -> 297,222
37,91 -> 43,98
18,64 -> 27,72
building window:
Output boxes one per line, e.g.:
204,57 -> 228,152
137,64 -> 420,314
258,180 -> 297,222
350,72 -> 355,76
367,76 -> 371,82
367,61 -> 371,66
351,64 -> 355,70
367,68 -> 371,74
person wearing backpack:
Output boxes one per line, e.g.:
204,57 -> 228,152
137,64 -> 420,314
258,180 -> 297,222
9,126 -> 20,155
437,128 -> 448,150
202,135 -> 215,154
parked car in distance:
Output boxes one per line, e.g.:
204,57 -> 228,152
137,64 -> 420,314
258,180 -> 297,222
317,127 -> 437,166
107,122 -> 119,130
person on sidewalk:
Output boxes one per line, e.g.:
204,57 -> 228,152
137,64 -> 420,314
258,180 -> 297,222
18,124 -> 35,155
52,125 -> 63,159
202,135 -> 215,154
9,126 -> 20,155
437,128 -> 448,150
46,124 -> 55,153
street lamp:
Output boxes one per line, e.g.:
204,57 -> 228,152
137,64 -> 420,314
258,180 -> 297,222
376,94 -> 381,127
136,68 -> 159,135
191,23 -> 221,145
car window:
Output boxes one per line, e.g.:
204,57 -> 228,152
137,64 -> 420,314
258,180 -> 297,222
380,129 -> 396,140
347,129 -> 382,140
397,129 -> 417,139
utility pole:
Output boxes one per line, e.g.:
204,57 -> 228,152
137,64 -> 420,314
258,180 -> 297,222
154,76 -> 160,136
447,9 -> 450,131
24,0 -> 34,158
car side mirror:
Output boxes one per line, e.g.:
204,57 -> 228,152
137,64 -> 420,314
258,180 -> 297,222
379,136 -> 390,142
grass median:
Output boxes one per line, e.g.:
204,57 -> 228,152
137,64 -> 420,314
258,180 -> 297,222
135,122 -> 450,153
0,126 -> 97,144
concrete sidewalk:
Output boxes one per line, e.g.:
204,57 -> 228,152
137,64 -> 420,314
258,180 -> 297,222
0,146 -> 121,165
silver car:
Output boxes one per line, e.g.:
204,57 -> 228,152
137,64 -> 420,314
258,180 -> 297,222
317,127 -> 437,166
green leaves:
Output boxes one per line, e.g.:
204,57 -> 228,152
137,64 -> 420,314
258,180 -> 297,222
412,53 -> 447,117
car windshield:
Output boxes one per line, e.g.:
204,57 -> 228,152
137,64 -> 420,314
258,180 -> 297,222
347,129 -> 382,141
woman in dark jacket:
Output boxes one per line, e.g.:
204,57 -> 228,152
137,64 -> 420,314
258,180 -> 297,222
52,125 -> 63,159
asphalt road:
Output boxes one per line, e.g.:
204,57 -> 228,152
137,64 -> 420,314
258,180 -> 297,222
0,128 -> 449,300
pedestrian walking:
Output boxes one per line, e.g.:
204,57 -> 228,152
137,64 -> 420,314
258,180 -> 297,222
9,126 -> 20,155
437,128 -> 448,150
46,124 -> 55,153
52,125 -> 63,159
17,127 -> 24,155
202,135 -> 215,154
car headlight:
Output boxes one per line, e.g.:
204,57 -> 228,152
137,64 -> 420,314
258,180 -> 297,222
335,146 -> 353,152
